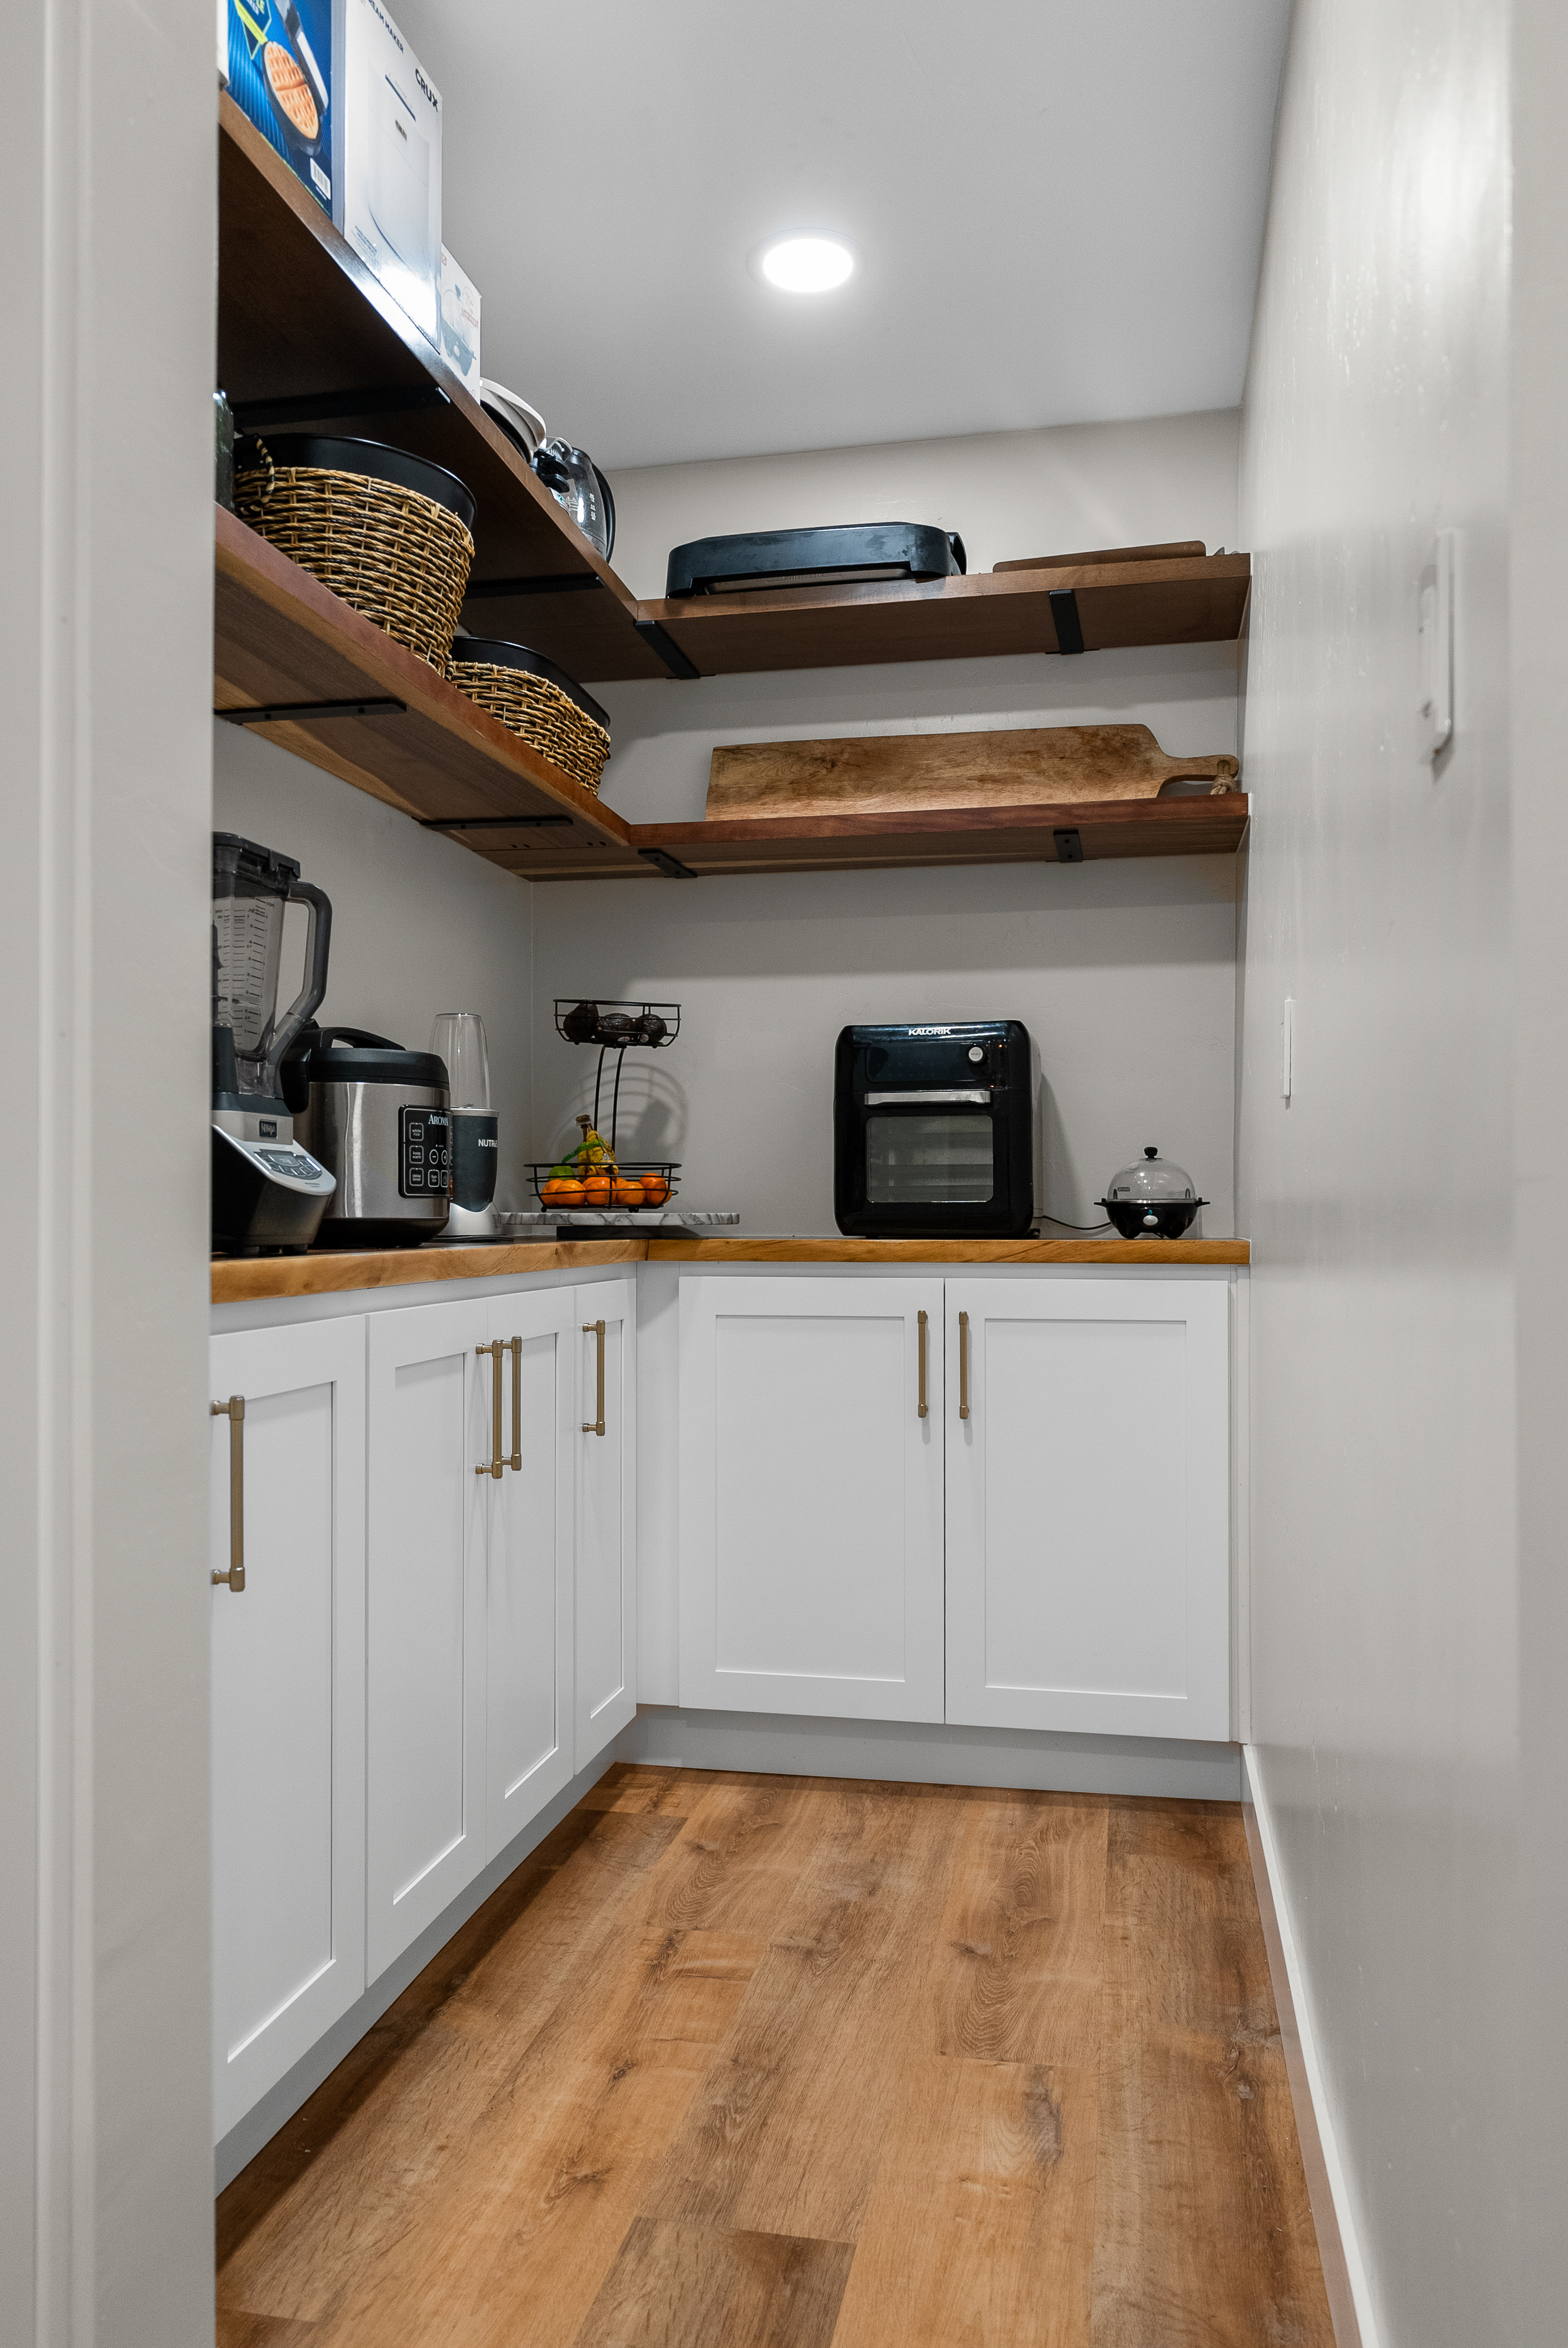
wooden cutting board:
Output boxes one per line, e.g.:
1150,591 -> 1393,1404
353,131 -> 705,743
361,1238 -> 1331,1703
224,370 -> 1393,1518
706,724 -> 1240,820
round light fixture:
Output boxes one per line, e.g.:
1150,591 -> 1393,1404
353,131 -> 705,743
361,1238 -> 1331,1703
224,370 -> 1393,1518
756,234 -> 855,294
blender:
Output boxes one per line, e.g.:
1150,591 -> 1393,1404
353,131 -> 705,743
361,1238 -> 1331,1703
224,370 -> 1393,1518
212,832 -> 338,1254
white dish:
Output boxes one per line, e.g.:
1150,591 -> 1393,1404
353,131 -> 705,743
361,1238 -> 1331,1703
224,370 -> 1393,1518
479,379 -> 546,460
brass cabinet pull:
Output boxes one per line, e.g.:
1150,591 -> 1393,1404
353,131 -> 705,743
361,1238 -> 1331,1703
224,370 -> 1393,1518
476,1341 -> 504,1477
211,1396 -> 246,1590
917,1310 -> 929,1419
582,1319 -> 606,1436
507,1335 -> 522,1471
958,1311 -> 971,1420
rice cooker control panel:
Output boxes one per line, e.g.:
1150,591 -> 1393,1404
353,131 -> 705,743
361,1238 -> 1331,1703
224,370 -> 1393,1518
399,1106 -> 451,1198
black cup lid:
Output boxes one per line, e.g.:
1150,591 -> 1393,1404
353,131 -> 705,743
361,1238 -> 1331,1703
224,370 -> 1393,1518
235,434 -> 477,531
448,635 -> 610,733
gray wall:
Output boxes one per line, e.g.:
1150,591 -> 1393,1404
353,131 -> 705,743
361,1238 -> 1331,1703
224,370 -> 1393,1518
214,723 -> 537,1211
1,0 -> 216,2337
1237,3 -> 1518,2341
541,411 -> 1244,1232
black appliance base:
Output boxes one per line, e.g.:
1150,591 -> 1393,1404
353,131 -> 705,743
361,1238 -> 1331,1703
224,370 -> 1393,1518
313,1219 -> 449,1250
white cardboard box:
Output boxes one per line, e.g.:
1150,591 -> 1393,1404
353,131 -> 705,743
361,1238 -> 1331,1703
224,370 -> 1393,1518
336,0 -> 441,348
439,247 -> 481,394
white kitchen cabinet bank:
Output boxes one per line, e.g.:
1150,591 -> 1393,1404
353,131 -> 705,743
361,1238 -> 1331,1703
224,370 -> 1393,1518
210,1273 -> 635,2142
677,1271 -> 1232,1742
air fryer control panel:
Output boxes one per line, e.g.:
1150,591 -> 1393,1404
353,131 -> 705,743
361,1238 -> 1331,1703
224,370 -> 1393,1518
399,1106 -> 451,1198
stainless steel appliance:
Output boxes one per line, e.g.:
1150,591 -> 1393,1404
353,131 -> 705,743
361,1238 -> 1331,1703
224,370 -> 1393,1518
428,1012 -> 499,1243
291,1026 -> 450,1247
833,1021 -> 1038,1239
211,833 -> 337,1256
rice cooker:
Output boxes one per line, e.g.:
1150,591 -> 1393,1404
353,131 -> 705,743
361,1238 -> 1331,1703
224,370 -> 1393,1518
286,1025 -> 450,1247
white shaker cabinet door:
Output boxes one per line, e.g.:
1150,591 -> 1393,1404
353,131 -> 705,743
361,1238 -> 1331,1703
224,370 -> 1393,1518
209,1317 -> 366,2143
575,1279 -> 637,1765
365,1298 -> 489,1983
945,1278 -> 1231,1741
482,1284 -> 576,1862
679,1275 -> 946,1722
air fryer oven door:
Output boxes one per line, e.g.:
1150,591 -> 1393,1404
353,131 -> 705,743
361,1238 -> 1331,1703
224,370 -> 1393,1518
864,1109 -> 996,1209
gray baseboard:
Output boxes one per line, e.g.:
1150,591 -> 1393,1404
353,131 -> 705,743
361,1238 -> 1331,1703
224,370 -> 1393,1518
616,1703 -> 1243,1801
214,1745 -> 616,2195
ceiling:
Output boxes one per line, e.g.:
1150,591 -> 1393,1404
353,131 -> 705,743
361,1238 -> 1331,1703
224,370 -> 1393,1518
393,0 -> 1292,472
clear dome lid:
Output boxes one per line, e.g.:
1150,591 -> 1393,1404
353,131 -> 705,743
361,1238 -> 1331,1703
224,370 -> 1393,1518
1105,1145 -> 1197,1204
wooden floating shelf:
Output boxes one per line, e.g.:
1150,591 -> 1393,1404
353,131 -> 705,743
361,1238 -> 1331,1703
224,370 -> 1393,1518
643,553 -> 1251,679
217,92 -> 668,685
218,94 -> 1251,686
214,511 -> 1249,878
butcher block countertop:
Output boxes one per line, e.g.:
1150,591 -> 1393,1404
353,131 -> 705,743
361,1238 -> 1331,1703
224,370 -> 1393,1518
211,1233 -> 1249,1302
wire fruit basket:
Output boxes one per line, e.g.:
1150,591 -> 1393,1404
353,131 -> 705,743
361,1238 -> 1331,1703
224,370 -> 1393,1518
527,1159 -> 680,1211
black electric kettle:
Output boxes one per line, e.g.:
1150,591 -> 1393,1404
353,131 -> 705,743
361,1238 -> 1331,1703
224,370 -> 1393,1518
534,440 -> 616,560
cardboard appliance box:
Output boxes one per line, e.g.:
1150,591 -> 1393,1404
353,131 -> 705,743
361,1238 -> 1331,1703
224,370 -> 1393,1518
224,0 -> 335,216
336,0 -> 442,348
439,248 -> 482,395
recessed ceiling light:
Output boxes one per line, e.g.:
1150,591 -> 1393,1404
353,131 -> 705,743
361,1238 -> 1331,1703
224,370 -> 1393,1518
756,235 -> 855,294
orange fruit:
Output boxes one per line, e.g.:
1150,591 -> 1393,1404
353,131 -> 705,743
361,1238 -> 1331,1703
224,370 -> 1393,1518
582,1175 -> 612,1202
641,1175 -> 670,1205
612,1180 -> 646,1208
543,1177 -> 585,1205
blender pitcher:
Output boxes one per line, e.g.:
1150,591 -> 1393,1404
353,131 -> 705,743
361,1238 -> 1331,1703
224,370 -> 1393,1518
211,833 -> 337,1255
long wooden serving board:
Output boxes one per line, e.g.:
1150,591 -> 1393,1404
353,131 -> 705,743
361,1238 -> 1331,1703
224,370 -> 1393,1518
706,723 -> 1240,820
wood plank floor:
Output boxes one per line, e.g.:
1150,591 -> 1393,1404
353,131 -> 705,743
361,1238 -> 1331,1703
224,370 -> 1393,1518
216,1769 -> 1334,2348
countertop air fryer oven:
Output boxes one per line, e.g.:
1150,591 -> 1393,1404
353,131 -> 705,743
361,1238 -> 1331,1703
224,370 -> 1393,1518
833,1021 -> 1038,1238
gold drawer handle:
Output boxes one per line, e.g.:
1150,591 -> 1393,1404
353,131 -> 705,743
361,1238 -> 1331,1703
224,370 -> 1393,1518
476,1341 -> 503,1477
582,1320 -> 606,1436
917,1309 -> 929,1419
211,1396 -> 246,1590
507,1335 -> 522,1470
958,1312 -> 971,1420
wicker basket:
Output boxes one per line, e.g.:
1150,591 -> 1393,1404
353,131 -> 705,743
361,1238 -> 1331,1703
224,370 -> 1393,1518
234,448 -> 475,669
446,657 -> 612,794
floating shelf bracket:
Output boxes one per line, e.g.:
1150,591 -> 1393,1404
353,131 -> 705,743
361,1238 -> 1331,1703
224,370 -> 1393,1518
1053,828 -> 1085,863
1049,589 -> 1085,656
215,697 -> 406,725
639,848 -> 699,878
634,620 -> 702,681
231,384 -> 450,431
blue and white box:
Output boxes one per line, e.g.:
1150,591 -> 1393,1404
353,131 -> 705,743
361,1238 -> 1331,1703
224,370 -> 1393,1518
225,0 -> 335,217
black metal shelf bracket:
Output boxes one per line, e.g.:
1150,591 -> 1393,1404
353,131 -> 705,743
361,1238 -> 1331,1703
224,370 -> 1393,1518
418,813 -> 574,831
634,620 -> 702,681
638,848 -> 699,879
1049,588 -> 1086,655
463,574 -> 607,599
231,385 -> 450,431
215,698 -> 405,725
1054,828 -> 1085,863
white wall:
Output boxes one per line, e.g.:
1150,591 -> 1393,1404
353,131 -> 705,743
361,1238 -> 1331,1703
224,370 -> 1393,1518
538,411 -> 1244,1232
1512,3 -> 1568,2334
533,857 -> 1239,1236
604,406 -> 1240,600
214,725 -> 537,1211
1,0 -> 216,2339
1237,4 -> 1517,2343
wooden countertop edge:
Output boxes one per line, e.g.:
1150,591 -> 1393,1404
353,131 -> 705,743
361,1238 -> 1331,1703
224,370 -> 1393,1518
212,1234 -> 1249,1298
210,1239 -> 647,1301
644,1238 -> 1250,1265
